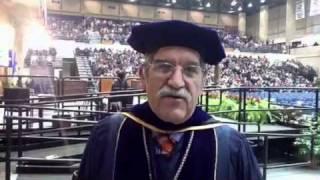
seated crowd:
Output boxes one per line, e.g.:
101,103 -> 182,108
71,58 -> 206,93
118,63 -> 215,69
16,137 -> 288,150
219,55 -> 317,87
75,47 -> 143,78
47,14 -> 284,53
75,48 -> 317,88
219,30 -> 286,53
48,15 -> 143,44
24,48 -> 57,67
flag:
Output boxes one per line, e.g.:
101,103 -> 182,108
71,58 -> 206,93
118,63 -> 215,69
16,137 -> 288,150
39,0 -> 48,25
8,50 -> 17,75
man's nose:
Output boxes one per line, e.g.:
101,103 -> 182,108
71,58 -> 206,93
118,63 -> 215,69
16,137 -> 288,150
167,67 -> 185,89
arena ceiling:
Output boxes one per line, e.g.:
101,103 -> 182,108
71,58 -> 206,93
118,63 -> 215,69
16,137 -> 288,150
102,0 -> 287,15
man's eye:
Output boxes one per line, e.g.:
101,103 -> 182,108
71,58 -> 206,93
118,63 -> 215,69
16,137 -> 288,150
184,66 -> 201,76
156,63 -> 173,72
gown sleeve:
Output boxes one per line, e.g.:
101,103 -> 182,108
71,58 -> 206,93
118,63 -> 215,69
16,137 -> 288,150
234,133 -> 263,180
78,124 -> 105,180
216,125 -> 262,180
78,114 -> 126,180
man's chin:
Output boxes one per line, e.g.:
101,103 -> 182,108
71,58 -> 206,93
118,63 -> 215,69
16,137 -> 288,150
158,110 -> 188,125
161,96 -> 187,105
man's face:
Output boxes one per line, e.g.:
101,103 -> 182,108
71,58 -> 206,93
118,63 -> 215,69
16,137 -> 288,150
141,46 -> 204,124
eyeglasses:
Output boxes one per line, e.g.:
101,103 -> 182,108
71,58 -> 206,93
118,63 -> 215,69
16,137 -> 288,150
148,60 -> 203,78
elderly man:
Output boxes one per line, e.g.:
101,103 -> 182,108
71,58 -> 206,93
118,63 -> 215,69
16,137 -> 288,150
78,20 -> 262,180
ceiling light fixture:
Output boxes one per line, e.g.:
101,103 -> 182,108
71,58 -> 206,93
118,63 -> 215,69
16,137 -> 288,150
231,0 -> 237,6
260,0 -> 266,3
206,2 -> 211,8
238,6 -> 242,11
247,2 -> 253,8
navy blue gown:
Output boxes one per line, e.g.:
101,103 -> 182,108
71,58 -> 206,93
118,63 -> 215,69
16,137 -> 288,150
78,102 -> 262,180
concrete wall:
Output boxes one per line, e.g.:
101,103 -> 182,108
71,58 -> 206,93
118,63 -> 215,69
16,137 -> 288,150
290,46 -> 320,73
242,0 -> 320,73
218,14 -> 238,27
101,1 -> 119,16
295,0 -> 320,37
204,12 -> 218,25
246,13 -> 260,39
47,0 -> 61,10
139,5 -> 154,19
82,0 -> 101,14
248,1 -> 320,41
172,9 -> 187,21
48,0 -> 238,27
268,5 -> 286,40
61,0 -> 80,13
119,4 -> 139,18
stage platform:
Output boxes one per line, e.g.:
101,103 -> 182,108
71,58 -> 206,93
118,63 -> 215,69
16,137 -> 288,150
1,142 -> 319,180
215,116 -> 300,134
0,115 -> 312,180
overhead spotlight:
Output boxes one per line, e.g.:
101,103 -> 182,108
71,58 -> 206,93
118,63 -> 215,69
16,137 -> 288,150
206,2 -> 211,8
231,0 -> 237,6
260,0 -> 266,3
247,2 -> 253,8
172,0 -> 176,4
129,0 -> 135,2
238,6 -> 242,11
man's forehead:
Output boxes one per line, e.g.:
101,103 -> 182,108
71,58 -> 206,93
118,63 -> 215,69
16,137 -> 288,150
152,46 -> 201,63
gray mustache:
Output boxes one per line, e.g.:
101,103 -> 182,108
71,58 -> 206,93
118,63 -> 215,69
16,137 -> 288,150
158,86 -> 191,102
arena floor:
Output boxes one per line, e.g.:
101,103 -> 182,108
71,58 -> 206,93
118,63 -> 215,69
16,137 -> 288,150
1,164 -> 319,180
1,143 -> 319,180
0,101 -> 317,179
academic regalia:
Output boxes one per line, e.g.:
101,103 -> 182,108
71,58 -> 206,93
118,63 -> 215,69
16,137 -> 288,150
79,20 -> 260,180
127,20 -> 226,65
78,102 -> 262,180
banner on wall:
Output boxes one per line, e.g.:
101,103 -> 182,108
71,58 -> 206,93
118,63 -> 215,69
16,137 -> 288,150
310,0 -> 320,16
51,0 -> 61,3
296,0 -> 305,20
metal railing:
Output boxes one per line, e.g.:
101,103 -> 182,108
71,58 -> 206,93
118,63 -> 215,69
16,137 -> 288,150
200,87 -> 319,132
4,116 -> 96,180
1,87 -> 319,180
3,115 -> 316,180
246,132 -> 314,180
